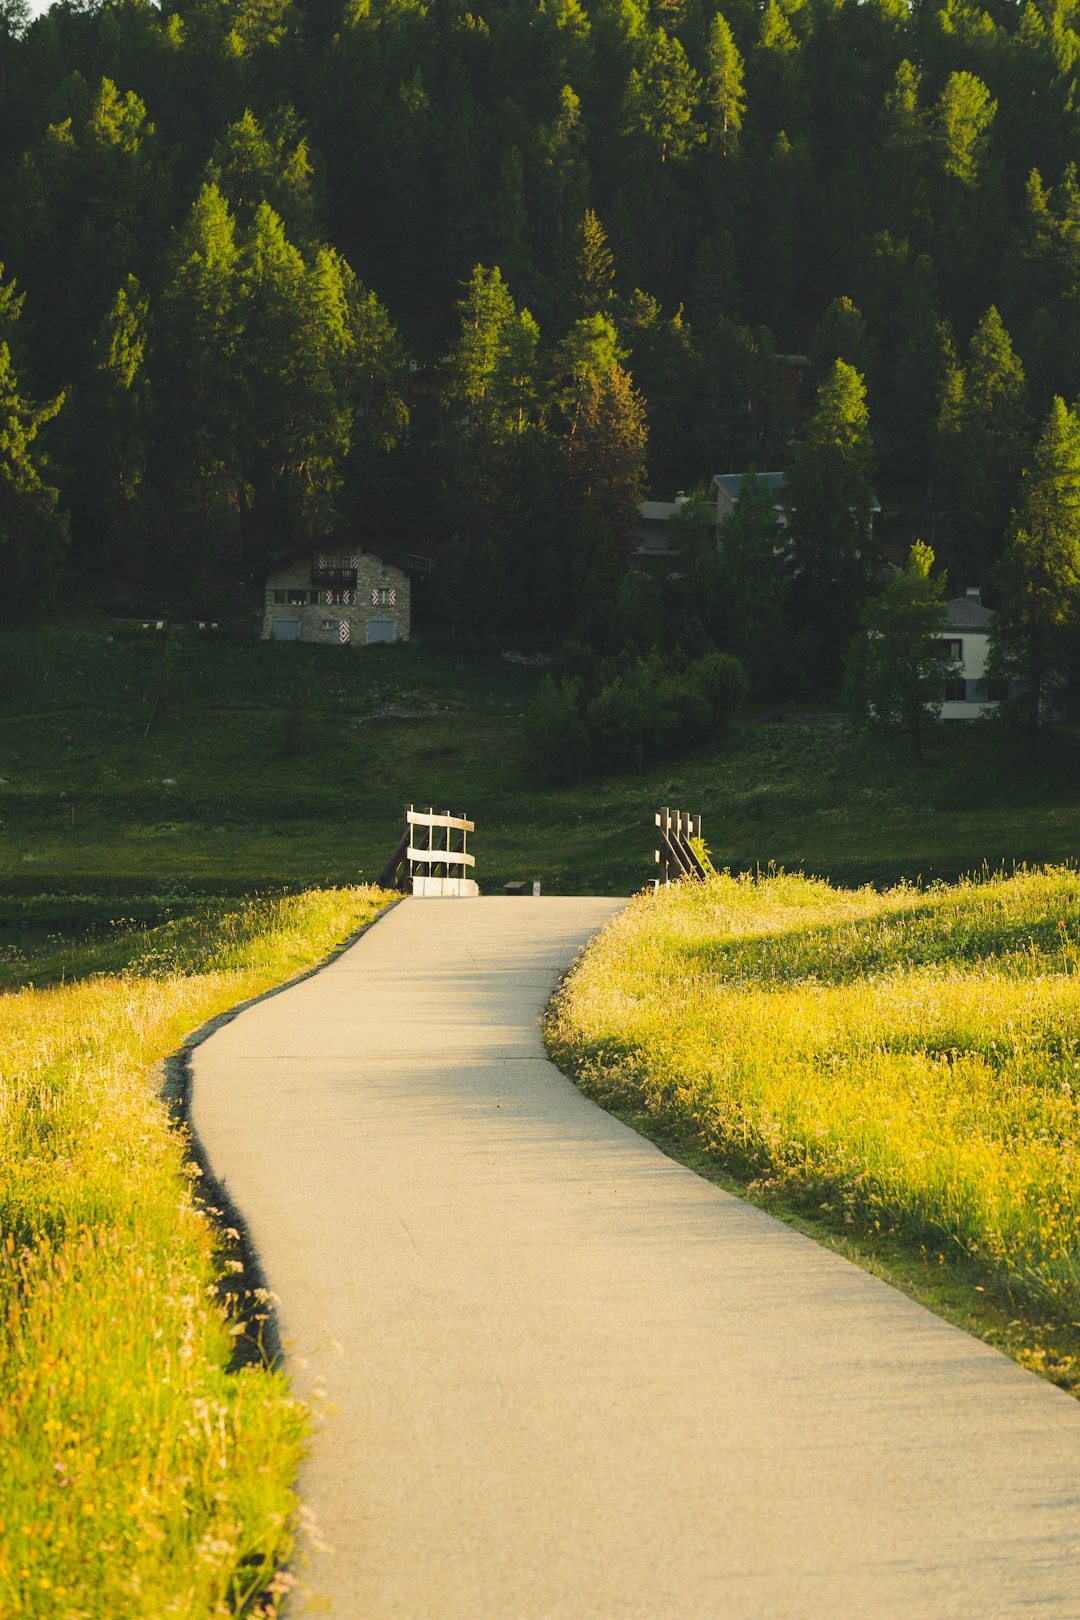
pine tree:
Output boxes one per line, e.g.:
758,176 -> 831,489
935,305 -> 1029,586
447,265 -> 520,433
205,108 -> 317,244
786,359 -> 875,687
561,362 -> 648,607
704,11 -> 745,156
154,183 -> 248,573
806,295 -> 873,400
563,209 -> 616,323
0,341 -> 67,611
991,396 -> 1080,760
623,27 -> 703,164
72,275 -> 151,578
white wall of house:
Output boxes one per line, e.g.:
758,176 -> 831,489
938,589 -> 1012,721
940,630 -> 1000,720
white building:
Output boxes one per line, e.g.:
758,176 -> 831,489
939,588 -> 1011,720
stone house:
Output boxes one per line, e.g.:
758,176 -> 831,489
262,543 -> 412,645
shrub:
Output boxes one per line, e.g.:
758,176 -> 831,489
523,676 -> 590,784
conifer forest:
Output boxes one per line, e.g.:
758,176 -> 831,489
4,0 -> 1080,692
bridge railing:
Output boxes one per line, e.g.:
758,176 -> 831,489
379,805 -> 479,897
654,807 -> 709,886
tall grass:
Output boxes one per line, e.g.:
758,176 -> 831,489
548,868 -> 1080,1325
0,887 -> 390,1619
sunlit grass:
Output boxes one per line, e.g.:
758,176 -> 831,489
548,868 -> 1080,1377
0,886 -> 391,1619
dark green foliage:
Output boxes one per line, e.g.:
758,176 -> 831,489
990,396 -> 1080,759
786,360 -> 875,689
523,675 -> 591,784
527,646 -> 747,780
0,0 -> 1078,700
844,540 -> 949,762
0,267 -> 67,611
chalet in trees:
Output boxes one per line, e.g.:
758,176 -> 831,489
262,544 -> 413,645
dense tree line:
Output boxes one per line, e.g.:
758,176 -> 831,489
5,0 -> 1080,696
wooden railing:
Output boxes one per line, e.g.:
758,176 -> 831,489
378,805 -> 478,897
654,807 -> 709,885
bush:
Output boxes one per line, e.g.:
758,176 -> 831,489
587,652 -> 681,772
523,676 -> 590,784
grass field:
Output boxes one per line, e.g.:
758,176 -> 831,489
4,622 -> 1080,908
548,868 -> 1080,1392
0,887 -> 390,1619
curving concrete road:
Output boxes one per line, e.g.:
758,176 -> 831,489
190,896 -> 1080,1619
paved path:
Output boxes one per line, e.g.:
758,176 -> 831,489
190,897 -> 1080,1619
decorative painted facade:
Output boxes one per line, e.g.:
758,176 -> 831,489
261,545 -> 412,646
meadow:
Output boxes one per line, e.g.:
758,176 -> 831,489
548,867 -> 1080,1390
0,886 -> 390,1619
4,622 -> 1080,906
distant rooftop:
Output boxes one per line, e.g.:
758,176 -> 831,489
945,589 -> 994,631
712,470 -> 880,513
712,472 -> 787,502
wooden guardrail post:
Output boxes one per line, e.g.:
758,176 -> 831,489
654,807 -> 708,885
379,805 -> 478,896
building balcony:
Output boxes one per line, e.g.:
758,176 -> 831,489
311,566 -> 357,587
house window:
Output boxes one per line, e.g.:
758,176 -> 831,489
941,638 -> 963,661
287,589 -> 307,605
309,590 -> 320,604
324,589 -> 356,606
320,618 -> 335,631
986,678 -> 1008,702
371,586 -> 397,607
945,678 -> 966,702
274,590 -> 286,604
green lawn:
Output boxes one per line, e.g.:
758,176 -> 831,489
548,868 -> 1080,1392
2,622 -> 1080,914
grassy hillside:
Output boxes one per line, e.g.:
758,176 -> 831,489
548,869 -> 1080,1391
3,623 -> 1080,910
0,887 -> 391,1618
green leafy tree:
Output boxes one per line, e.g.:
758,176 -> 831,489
714,468 -> 789,691
587,650 -> 680,771
523,675 -> 590,783
990,396 -> 1080,761
844,540 -> 950,763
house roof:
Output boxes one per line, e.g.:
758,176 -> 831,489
712,472 -> 787,502
711,469 -> 881,513
266,541 -> 432,576
945,594 -> 994,631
